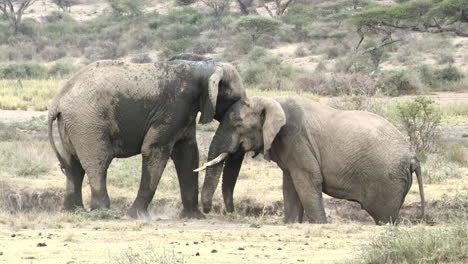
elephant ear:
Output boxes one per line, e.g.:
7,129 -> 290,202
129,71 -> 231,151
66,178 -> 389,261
199,65 -> 222,124
257,97 -> 286,161
199,63 -> 244,124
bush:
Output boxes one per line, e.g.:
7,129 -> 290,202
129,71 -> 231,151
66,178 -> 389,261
160,39 -> 193,58
48,62 -> 78,78
109,0 -> 144,17
236,16 -> 281,46
417,64 -> 464,90
353,225 -> 467,264
395,96 -> 441,157
40,46 -> 67,61
239,47 -> 293,90
0,63 -> 48,79
293,73 -> 377,96
378,70 -> 421,96
327,96 -> 387,117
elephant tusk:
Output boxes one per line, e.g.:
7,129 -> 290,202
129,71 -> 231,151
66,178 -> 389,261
193,152 -> 229,172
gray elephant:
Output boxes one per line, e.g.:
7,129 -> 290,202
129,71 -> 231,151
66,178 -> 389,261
198,96 -> 425,224
48,55 -> 245,219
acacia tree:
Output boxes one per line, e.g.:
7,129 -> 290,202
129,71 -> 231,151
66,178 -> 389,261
261,0 -> 296,17
52,0 -> 78,12
352,0 -> 468,47
200,0 -> 231,17
236,0 -> 258,15
0,0 -> 36,34
237,15 -> 281,43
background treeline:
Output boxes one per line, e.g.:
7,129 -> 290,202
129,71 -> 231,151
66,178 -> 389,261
0,0 -> 467,95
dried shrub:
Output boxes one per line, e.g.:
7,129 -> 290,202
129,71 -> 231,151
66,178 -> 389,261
293,73 -> 377,96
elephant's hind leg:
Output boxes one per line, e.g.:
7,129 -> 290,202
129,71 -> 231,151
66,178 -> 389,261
62,155 -> 85,211
172,136 -> 205,219
70,130 -> 113,211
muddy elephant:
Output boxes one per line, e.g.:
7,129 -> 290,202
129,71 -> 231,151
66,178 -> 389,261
198,96 -> 425,224
48,54 -> 246,219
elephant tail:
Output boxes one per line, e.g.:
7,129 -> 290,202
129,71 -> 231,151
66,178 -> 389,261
411,157 -> 425,219
48,107 -> 66,173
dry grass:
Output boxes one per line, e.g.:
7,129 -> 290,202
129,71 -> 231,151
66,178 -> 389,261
0,82 -> 467,263
0,80 -> 64,111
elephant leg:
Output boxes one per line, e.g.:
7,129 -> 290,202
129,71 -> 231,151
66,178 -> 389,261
128,145 -> 171,219
222,151 -> 245,213
87,162 -> 112,210
282,170 -> 304,223
172,136 -> 205,219
70,130 -> 113,211
290,167 -> 327,223
63,155 -> 85,211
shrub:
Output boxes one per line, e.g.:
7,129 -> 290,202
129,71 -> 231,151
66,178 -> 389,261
40,46 -> 67,61
353,225 -> 467,264
327,96 -> 387,117
293,73 -> 377,96
160,39 -> 193,58
130,53 -> 152,63
417,64 -> 464,90
294,45 -> 308,57
239,47 -> 293,90
236,16 -> 281,45
378,70 -> 421,96
175,0 -> 197,5
161,7 -> 205,25
0,63 -> 48,79
48,62 -> 78,78
109,0 -> 144,17
395,96 -> 441,157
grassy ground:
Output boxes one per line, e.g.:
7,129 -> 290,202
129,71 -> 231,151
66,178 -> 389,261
0,80 -> 467,263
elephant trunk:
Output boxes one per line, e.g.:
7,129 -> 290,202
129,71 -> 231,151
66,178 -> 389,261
201,126 -> 240,213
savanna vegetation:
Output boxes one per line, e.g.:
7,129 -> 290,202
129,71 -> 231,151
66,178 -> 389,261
0,0 -> 467,263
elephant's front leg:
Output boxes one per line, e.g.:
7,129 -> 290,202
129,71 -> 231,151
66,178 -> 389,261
172,136 -> 205,219
282,170 -> 304,223
290,167 -> 327,223
128,145 -> 171,219
222,151 -> 245,213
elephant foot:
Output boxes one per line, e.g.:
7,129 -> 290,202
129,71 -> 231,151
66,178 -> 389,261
63,195 -> 84,211
90,195 -> 111,211
179,208 -> 205,219
127,206 -> 150,219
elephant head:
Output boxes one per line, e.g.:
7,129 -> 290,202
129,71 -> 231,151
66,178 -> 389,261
197,97 -> 286,213
169,54 -> 246,124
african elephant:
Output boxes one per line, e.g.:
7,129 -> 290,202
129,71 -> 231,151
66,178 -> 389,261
198,96 -> 425,224
48,54 -> 246,219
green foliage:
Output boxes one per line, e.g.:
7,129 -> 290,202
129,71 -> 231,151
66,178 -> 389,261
175,0 -> 197,5
417,64 -> 464,90
239,47 -> 293,90
395,96 -> 441,156
282,4 -> 316,30
378,70 -> 420,96
236,16 -> 281,44
161,7 -> 206,25
0,63 -> 48,79
425,0 -> 468,22
352,0 -> 468,36
108,0 -> 144,17
161,39 -> 193,58
49,62 -> 78,78
353,225 -> 467,264
0,62 -> 77,79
